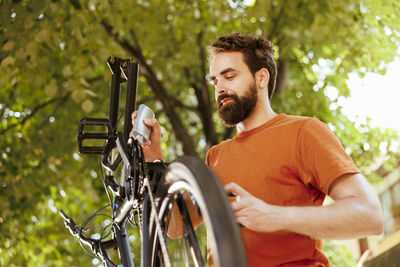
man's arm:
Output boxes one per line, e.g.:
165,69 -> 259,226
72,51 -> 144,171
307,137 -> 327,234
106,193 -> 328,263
226,173 -> 384,240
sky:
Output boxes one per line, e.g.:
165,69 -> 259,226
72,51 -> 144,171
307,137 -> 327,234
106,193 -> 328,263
338,58 -> 400,134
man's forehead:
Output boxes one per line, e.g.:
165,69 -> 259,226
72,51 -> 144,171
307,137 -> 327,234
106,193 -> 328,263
209,51 -> 246,75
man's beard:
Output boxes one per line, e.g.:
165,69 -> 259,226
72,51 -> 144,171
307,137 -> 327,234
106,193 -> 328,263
217,81 -> 258,127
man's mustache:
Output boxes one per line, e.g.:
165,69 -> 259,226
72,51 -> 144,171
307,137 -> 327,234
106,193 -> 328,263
217,93 -> 239,107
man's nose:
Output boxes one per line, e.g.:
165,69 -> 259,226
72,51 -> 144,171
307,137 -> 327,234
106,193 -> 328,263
215,83 -> 227,96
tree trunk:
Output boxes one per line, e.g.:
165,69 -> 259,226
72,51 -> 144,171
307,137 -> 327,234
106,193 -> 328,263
275,59 -> 289,94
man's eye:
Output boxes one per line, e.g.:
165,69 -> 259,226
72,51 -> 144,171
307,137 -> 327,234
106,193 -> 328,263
226,76 -> 235,80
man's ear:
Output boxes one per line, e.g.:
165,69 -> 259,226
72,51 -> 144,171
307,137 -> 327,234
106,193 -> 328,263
255,68 -> 270,90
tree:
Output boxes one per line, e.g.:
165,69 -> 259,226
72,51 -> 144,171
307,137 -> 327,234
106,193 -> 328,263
1,0 -> 399,265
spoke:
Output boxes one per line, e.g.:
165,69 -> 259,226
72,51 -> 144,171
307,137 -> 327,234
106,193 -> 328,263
177,194 -> 205,267
144,178 -> 172,267
183,237 -> 190,267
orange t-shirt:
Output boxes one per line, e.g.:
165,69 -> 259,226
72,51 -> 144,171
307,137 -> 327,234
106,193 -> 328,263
206,114 -> 359,267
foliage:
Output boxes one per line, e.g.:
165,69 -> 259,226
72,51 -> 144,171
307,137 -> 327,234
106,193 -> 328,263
392,203 -> 400,218
1,0 -> 399,265
322,240 -> 357,267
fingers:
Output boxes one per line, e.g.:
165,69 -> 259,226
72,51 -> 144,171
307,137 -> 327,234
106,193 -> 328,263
130,110 -> 164,162
131,110 -> 138,120
131,110 -> 161,137
230,198 -> 248,212
143,118 -> 158,127
131,111 -> 138,128
225,183 -> 250,213
225,183 -> 254,215
144,118 -> 161,137
224,183 -> 251,198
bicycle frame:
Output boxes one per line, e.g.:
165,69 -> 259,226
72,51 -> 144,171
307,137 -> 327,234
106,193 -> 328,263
62,57 -> 164,267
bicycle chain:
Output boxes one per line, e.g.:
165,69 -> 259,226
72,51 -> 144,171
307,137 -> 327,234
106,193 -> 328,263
137,142 -> 172,267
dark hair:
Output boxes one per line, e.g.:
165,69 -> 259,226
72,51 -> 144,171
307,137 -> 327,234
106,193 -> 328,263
209,33 -> 277,100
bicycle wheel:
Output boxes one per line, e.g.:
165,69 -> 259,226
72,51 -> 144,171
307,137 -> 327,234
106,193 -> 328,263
147,156 -> 247,267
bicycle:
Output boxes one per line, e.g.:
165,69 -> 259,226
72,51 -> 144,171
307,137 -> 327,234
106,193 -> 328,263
60,57 -> 247,267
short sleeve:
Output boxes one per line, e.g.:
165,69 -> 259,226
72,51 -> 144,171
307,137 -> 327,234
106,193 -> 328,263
296,118 -> 360,194
206,146 -> 216,166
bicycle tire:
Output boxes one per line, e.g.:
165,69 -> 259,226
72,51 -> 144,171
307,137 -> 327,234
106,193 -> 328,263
147,156 -> 247,267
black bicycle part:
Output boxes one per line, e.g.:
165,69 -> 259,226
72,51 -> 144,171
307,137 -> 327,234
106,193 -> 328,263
77,57 -> 138,155
59,209 -> 118,267
142,193 -> 151,267
107,56 -> 125,130
113,223 -> 134,267
77,118 -> 114,154
120,59 -> 139,144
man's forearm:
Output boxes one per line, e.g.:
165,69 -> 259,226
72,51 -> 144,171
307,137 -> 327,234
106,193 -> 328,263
227,175 -> 384,239
279,197 -> 384,240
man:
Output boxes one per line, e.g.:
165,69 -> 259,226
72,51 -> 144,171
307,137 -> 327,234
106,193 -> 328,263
133,33 -> 384,266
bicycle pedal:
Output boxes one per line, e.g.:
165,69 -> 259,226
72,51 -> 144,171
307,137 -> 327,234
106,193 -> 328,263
77,118 -> 114,154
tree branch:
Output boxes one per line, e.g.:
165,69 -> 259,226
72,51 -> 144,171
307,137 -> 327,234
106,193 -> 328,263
182,31 -> 217,149
101,20 -> 197,156
0,82 -> 18,119
129,29 -> 143,53
101,20 -> 141,59
268,3 -> 285,41
1,92 -> 71,135
169,94 -> 198,112
86,75 -> 104,84
197,31 -> 217,147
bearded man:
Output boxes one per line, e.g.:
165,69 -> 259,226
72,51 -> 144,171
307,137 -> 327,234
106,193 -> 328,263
133,33 -> 384,267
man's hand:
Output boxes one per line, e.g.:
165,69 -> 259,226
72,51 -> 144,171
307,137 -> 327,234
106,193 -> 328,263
225,183 -> 284,233
131,110 -> 164,162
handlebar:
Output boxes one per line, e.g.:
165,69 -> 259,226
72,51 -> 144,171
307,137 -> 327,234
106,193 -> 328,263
59,210 -> 118,267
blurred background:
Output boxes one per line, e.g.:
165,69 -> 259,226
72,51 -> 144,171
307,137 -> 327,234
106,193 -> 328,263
1,0 -> 399,266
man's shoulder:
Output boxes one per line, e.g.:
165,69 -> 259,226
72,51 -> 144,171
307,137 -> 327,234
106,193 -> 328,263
268,113 -> 317,131
209,138 -> 232,152
206,138 -> 233,165
277,114 -> 332,137
278,113 -> 313,124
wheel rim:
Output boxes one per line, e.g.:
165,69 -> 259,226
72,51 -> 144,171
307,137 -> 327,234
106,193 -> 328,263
148,158 -> 247,267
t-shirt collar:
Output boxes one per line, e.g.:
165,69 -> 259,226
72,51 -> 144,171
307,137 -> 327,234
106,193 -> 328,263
235,113 -> 286,138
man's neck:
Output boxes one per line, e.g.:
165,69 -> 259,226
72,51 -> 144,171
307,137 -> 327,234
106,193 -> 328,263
236,101 -> 277,133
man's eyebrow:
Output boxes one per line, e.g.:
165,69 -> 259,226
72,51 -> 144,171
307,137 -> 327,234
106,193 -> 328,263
208,68 -> 237,81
